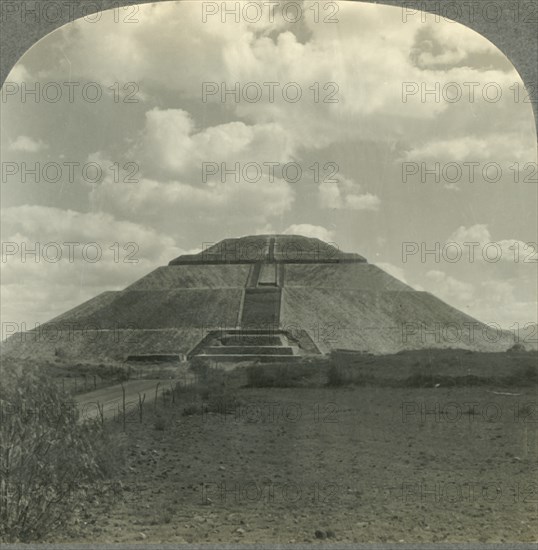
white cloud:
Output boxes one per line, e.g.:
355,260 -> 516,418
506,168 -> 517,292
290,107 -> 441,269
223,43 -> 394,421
1,205 -> 184,324
1,205 -> 181,262
84,109 -> 297,241
283,224 -> 334,241
41,1 -> 525,152
410,22 -> 499,69
446,224 -> 536,263
9,135 -> 48,153
402,134 -> 536,164
318,180 -> 342,209
449,223 -> 490,244
2,1 -> 535,330
345,193 -> 381,211
89,173 -> 295,241
420,269 -> 537,327
472,280 -> 538,327
319,174 -> 380,211
134,108 -> 294,179
425,269 -> 475,302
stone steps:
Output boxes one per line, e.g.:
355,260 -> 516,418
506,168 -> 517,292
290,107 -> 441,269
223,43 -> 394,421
241,287 -> 281,327
203,345 -> 296,356
195,353 -> 303,363
188,329 -> 320,362
126,354 -> 181,362
221,335 -> 283,346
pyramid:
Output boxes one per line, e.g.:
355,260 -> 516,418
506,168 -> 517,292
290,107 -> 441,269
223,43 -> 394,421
2,235 -> 514,361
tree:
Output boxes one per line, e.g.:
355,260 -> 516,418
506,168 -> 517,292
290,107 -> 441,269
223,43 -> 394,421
0,366 -> 120,542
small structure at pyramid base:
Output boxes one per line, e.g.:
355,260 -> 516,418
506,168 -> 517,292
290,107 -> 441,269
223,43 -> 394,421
2,235 -> 515,363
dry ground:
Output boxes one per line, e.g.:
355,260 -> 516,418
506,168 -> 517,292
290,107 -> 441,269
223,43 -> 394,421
55,383 -> 537,544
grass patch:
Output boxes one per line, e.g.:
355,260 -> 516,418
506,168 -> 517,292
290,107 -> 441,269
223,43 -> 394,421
245,360 -> 325,388
499,364 -> 537,386
326,363 -> 377,387
399,373 -> 492,388
167,359 -> 245,417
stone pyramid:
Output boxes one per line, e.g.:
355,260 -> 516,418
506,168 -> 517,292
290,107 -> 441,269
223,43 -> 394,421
2,235 -> 514,361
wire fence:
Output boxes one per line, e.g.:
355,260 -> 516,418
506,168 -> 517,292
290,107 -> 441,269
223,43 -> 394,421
76,373 -> 201,429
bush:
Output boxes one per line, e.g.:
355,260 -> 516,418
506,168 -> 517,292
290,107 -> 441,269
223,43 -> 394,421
153,415 -> 166,431
246,362 -> 320,388
181,403 -> 201,416
506,343 -> 527,353
327,364 -> 346,386
326,363 -> 376,387
501,364 -> 537,386
172,363 -> 243,417
0,367 -> 122,542
189,357 -> 213,379
399,373 -> 494,387
203,392 -> 243,415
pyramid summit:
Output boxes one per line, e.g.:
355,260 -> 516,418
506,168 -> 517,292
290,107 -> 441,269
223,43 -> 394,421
169,235 -> 367,264
2,234 -> 514,361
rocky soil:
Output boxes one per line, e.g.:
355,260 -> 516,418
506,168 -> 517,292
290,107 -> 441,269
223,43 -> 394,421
52,384 -> 537,544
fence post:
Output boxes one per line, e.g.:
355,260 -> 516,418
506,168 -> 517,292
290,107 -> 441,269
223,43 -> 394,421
154,382 -> 160,410
121,382 -> 126,433
97,401 -> 104,426
138,392 -> 146,423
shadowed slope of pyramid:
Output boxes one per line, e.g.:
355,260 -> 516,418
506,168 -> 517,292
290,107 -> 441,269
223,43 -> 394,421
1,235 -> 515,361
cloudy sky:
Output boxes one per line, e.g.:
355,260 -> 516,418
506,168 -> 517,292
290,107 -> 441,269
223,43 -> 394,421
1,0 -> 536,331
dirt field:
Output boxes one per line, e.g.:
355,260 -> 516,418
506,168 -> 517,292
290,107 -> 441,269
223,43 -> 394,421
55,382 -> 537,544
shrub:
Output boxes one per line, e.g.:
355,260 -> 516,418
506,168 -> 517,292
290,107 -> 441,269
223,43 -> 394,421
501,364 -> 537,386
327,364 -> 346,386
400,373 -> 490,388
153,416 -> 166,431
507,343 -> 527,353
172,364 -> 242,417
203,392 -> 243,415
326,363 -> 376,387
0,366 -> 122,542
189,357 -> 213,380
246,362 -> 321,388
181,403 -> 201,416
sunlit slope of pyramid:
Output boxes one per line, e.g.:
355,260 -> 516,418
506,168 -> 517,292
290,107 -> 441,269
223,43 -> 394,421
1,235 -> 515,361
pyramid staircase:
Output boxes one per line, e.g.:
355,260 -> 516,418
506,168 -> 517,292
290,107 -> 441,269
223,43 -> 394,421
187,329 -> 307,363
188,238 -> 319,362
